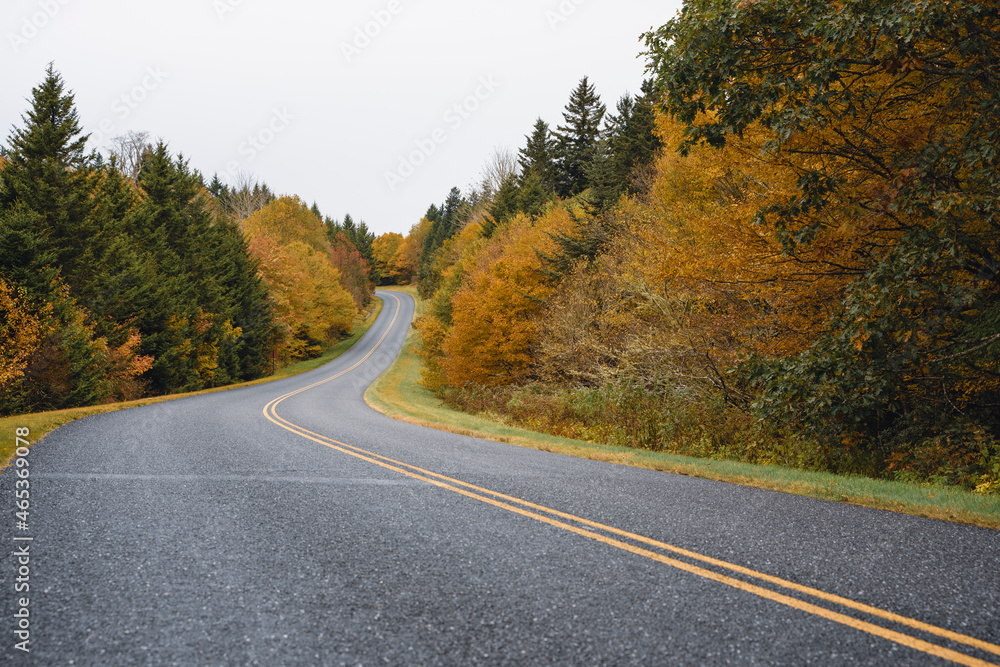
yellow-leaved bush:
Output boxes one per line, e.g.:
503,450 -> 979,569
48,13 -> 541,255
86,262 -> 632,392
243,196 -> 356,360
416,207 -> 575,388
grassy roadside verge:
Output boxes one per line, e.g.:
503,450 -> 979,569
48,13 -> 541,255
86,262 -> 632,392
366,287 -> 1000,530
0,298 -> 384,467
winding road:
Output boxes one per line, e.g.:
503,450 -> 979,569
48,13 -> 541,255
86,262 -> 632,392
2,290 -> 999,665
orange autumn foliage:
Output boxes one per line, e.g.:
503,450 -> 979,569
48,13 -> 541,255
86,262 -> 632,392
0,279 -> 49,389
598,112 -> 871,381
438,208 -> 575,386
372,232 -> 405,284
1,279 -> 153,411
243,197 -> 356,359
390,218 -> 431,286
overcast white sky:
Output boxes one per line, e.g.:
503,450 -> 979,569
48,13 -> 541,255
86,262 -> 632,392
3,0 -> 681,236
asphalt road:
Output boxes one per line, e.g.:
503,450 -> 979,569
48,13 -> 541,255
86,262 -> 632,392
2,290 -> 999,666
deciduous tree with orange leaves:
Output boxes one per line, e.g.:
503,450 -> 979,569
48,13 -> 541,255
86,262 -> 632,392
244,197 -> 357,360
645,0 -> 1000,471
437,208 -> 576,386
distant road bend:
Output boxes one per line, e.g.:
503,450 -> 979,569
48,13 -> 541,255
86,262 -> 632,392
2,290 -> 998,665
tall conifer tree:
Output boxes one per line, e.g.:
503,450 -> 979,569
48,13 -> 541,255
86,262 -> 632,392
0,63 -> 94,293
518,118 -> 557,194
553,77 -> 606,197
587,80 -> 663,212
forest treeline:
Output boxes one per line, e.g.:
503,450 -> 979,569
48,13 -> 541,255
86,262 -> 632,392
0,65 -> 381,416
400,0 -> 1000,493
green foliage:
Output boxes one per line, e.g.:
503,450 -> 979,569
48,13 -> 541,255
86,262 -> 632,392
327,212 -> 378,284
124,143 -> 270,393
0,66 -> 279,413
536,208 -> 614,283
0,204 -> 57,298
418,188 -> 467,298
553,77 -> 607,197
486,174 -> 520,235
516,170 -> 553,219
0,64 -> 94,289
519,118 -> 558,194
587,80 -> 663,213
646,0 -> 1000,470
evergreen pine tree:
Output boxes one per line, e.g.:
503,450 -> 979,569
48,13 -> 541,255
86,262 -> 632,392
418,191 -> 464,298
485,174 -> 521,237
1,68 -> 276,407
586,81 -> 664,213
416,203 -> 442,287
0,63 -> 95,294
553,77 -> 606,197
329,213 -> 378,283
517,170 -> 551,219
620,79 -> 663,181
213,221 -> 275,381
536,210 -> 614,284
208,173 -> 226,198
584,137 -> 618,213
518,118 -> 557,194
324,215 -> 342,244
0,65 -> 135,413
0,205 -> 57,298
436,187 -> 464,244
129,143 -> 262,392
73,164 -> 143,343
126,144 -> 199,392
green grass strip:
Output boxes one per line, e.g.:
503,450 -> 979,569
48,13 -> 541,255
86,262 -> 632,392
366,288 -> 1000,530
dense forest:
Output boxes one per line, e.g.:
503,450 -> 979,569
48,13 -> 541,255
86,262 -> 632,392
4,0 -> 998,495
398,0 -> 1000,493
0,65 -> 376,416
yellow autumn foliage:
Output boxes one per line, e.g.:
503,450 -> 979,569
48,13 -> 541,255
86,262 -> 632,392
0,279 -> 50,389
244,197 -> 356,359
431,208 -> 575,386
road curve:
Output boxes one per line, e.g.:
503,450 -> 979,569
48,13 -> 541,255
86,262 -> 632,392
2,289 -> 998,665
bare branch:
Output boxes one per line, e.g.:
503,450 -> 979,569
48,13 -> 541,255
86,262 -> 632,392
479,146 -> 519,199
108,131 -> 151,186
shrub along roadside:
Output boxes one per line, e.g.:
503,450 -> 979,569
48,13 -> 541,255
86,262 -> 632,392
442,381 -> 1000,495
366,288 -> 1000,530
0,300 -> 382,468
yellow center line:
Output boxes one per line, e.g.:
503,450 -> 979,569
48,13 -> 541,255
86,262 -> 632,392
263,291 -> 403,408
263,291 -> 1000,667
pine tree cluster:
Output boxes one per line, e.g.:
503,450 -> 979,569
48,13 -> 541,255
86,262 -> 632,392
415,76 -> 662,297
0,66 -> 279,415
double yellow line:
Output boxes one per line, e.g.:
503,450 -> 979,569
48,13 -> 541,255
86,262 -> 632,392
263,292 -> 1000,666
